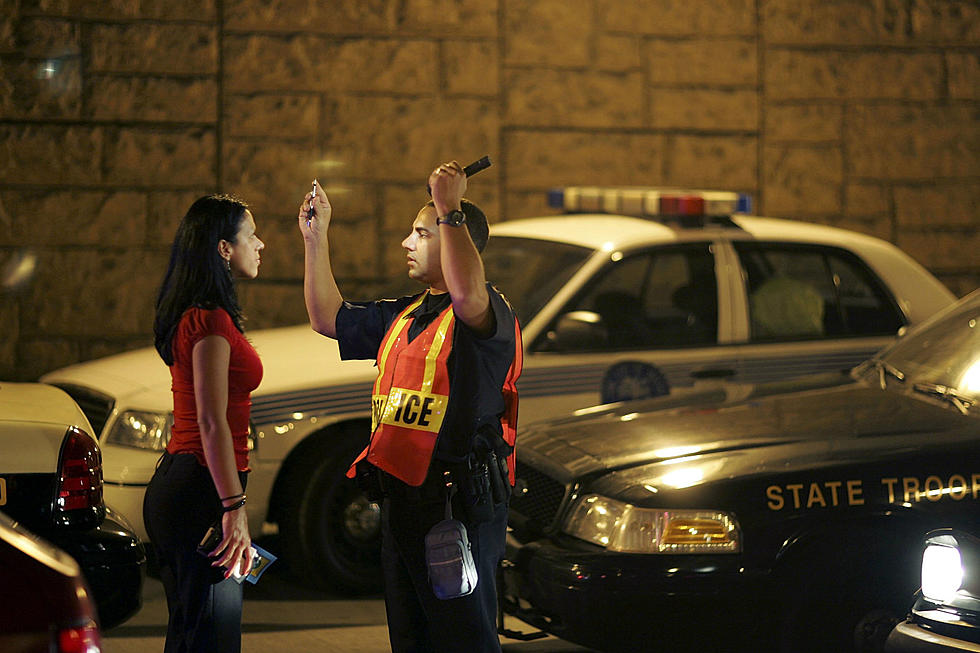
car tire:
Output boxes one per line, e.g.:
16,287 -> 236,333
777,537 -> 916,653
279,427 -> 383,594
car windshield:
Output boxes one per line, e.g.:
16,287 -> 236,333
481,236 -> 593,325
859,292 -> 980,414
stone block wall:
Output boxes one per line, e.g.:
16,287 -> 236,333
0,0 -> 977,380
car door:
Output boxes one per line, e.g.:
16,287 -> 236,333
518,242 -> 735,425
729,242 -> 906,383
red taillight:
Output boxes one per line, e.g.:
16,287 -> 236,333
56,427 -> 103,512
58,622 -> 102,653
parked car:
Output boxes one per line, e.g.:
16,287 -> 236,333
0,382 -> 145,629
499,288 -> 979,652
886,528 -> 980,652
40,187 -> 955,593
0,510 -> 102,652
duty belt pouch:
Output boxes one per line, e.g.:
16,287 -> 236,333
424,474 -> 478,600
461,457 -> 494,523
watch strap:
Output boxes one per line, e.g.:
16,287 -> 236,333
436,209 -> 466,227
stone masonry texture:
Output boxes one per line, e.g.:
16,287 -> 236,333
0,0 -> 978,380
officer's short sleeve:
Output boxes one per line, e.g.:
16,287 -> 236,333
458,284 -> 516,357
335,297 -> 416,360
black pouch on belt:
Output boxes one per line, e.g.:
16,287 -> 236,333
461,457 -> 494,523
487,451 -> 510,505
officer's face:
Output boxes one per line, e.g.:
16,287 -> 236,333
401,205 -> 444,288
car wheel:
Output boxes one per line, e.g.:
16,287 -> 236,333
280,429 -> 383,594
777,540 -> 915,653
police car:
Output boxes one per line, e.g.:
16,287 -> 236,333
500,288 -> 980,653
40,187 -> 955,594
0,382 -> 145,630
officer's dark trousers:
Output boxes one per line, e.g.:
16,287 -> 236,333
381,488 -> 508,653
143,452 -> 247,653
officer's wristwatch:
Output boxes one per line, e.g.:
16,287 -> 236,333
436,209 -> 466,227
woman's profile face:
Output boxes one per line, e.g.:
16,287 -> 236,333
226,210 -> 264,279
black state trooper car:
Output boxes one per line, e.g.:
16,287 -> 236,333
501,289 -> 980,653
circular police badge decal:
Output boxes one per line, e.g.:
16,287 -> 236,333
600,361 -> 670,404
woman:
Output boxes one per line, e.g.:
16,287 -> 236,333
144,194 -> 264,653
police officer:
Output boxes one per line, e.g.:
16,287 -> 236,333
298,160 -> 521,653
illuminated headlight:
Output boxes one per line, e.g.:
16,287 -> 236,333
563,494 -> 740,553
921,543 -> 963,603
106,411 -> 172,451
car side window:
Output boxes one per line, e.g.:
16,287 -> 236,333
538,244 -> 718,352
734,243 -> 904,342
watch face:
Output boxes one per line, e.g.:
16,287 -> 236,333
439,210 -> 466,227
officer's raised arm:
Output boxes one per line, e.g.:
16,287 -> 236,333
298,183 -> 343,338
428,161 -> 493,337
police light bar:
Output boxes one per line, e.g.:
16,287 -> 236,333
547,187 -> 753,218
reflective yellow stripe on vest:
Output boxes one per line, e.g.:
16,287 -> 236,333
377,305 -> 454,434
370,294 -> 425,432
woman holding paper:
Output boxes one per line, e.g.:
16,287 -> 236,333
144,194 -> 264,653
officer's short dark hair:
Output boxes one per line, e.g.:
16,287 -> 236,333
426,198 -> 489,253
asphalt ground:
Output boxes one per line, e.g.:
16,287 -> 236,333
102,539 -> 592,653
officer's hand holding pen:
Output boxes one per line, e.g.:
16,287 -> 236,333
299,179 -> 332,241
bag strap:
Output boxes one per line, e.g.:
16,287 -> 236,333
442,470 -> 455,521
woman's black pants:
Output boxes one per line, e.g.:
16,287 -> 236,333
143,452 -> 248,653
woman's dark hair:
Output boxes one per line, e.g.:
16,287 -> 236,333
153,194 -> 249,365
425,198 -> 489,252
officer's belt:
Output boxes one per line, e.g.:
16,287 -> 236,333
378,464 -> 459,503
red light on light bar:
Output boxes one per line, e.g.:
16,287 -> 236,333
659,195 -> 705,216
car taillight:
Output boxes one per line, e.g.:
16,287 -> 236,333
54,427 -> 104,522
58,622 -> 102,652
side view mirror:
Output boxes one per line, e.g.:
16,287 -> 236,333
543,311 -> 607,352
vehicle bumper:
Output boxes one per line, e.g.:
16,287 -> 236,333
501,534 -> 768,651
886,619 -> 980,652
56,510 -> 146,629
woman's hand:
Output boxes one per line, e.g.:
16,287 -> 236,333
211,507 -> 253,579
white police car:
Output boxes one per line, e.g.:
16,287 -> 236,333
41,187 -> 955,593
0,382 -> 145,629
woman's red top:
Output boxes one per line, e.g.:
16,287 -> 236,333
166,307 -> 263,471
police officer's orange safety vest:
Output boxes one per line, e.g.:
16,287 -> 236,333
347,292 -> 522,487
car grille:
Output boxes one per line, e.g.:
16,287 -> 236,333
511,460 -> 568,530
53,385 -> 115,436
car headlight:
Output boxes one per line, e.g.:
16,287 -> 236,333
922,542 -> 962,603
563,494 -> 740,553
920,530 -> 980,608
106,411 -> 172,451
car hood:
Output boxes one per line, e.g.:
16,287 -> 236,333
41,324 -> 376,411
518,371 -> 971,489
0,383 -> 96,474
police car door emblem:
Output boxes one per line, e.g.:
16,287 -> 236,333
601,361 -> 670,404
